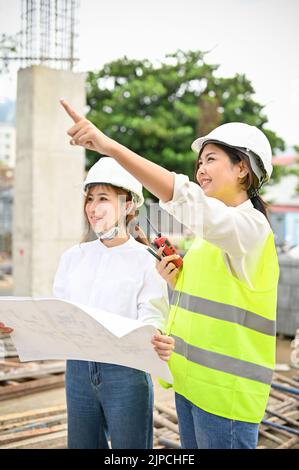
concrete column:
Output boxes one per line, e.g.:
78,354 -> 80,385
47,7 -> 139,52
13,65 -> 86,296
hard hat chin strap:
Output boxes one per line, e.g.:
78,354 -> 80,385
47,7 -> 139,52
96,225 -> 120,240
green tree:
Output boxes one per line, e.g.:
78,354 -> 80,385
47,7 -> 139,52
86,50 -> 287,198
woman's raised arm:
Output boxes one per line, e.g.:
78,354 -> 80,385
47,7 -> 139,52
60,99 -> 175,202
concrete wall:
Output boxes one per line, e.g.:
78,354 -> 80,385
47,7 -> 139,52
13,66 -> 85,296
277,255 -> 299,336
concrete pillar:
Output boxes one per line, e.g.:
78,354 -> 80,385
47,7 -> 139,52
13,65 -> 86,296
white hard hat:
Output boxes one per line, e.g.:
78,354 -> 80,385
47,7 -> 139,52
83,157 -> 144,207
191,122 -> 273,184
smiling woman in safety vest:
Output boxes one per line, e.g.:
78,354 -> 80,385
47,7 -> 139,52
60,99 -> 279,450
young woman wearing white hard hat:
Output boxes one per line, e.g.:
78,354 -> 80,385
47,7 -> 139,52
55,157 -> 171,449
1,157 -> 169,449
60,99 -> 279,450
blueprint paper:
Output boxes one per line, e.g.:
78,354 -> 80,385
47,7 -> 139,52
0,297 -> 173,383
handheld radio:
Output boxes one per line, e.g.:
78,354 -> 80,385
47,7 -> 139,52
145,217 -> 183,269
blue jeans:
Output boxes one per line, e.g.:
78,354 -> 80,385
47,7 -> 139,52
65,360 -> 153,449
175,393 -> 259,449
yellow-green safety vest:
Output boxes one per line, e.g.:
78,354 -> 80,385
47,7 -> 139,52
165,233 -> 279,423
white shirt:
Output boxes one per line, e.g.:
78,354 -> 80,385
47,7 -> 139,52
53,235 -> 169,331
159,173 -> 273,288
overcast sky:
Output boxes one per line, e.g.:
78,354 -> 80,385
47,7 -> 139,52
0,0 -> 298,149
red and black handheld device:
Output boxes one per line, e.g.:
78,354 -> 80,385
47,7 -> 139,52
145,217 -> 183,269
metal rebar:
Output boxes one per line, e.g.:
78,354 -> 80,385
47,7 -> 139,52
265,408 -> 299,428
2,0 -> 80,71
262,419 -> 299,436
158,437 -> 180,449
271,382 -> 299,398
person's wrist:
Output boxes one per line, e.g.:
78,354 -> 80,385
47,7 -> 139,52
102,137 -> 121,157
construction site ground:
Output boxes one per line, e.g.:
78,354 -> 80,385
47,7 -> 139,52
0,276 -> 298,449
1,337 -> 298,449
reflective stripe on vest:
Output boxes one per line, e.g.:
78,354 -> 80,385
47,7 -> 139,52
170,290 -> 276,337
172,335 -> 273,385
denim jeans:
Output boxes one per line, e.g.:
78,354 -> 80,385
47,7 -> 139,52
175,393 -> 259,449
65,360 -> 153,449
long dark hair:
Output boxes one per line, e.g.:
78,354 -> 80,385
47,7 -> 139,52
82,183 -> 150,245
194,142 -> 270,221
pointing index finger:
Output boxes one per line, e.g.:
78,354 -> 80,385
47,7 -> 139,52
60,99 -> 83,123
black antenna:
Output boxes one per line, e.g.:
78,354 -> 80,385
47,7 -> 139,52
145,217 -> 161,237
